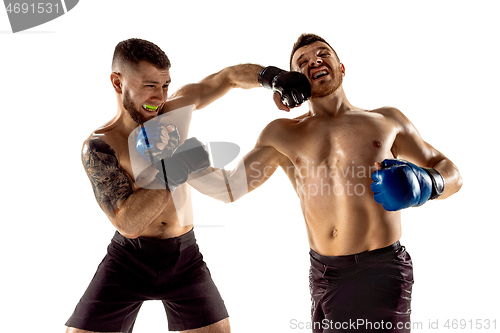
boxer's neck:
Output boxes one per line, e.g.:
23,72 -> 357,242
105,104 -> 147,137
307,85 -> 359,117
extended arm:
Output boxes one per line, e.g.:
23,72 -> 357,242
169,64 -> 264,110
188,144 -> 283,203
82,137 -> 172,238
168,63 -> 311,112
188,120 -> 288,203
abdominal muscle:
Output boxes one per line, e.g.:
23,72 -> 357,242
136,185 -> 194,239
297,166 -> 402,256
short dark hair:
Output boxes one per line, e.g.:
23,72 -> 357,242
112,38 -> 170,73
290,33 -> 339,69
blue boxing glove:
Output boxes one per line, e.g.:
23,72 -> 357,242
136,122 -> 180,163
371,159 -> 445,211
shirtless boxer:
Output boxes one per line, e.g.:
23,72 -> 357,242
191,34 -> 463,332
65,38 -> 310,333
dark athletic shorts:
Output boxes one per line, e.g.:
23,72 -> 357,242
309,242 -> 414,333
66,228 -> 228,332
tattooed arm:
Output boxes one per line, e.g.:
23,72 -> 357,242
82,137 -> 171,238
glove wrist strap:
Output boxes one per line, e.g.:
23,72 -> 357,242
258,66 -> 284,90
422,167 -> 445,200
154,160 -> 174,192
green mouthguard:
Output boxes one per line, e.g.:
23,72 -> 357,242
143,104 -> 159,111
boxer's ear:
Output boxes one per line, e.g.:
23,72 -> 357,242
111,72 -> 122,94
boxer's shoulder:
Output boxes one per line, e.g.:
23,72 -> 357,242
370,106 -> 401,113
370,106 -> 407,122
262,117 -> 300,137
256,116 -> 307,151
367,106 -> 413,132
82,135 -> 119,168
266,112 -> 311,130
161,94 -> 196,113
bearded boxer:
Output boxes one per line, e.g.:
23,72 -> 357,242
190,34 -> 462,332
65,38 -> 310,333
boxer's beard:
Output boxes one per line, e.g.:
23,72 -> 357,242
311,67 -> 343,99
123,89 -> 153,124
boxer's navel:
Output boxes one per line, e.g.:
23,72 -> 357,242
332,229 -> 338,238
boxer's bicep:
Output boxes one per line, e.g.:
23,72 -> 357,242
81,138 -> 134,218
194,65 -> 264,109
194,73 -> 233,110
388,108 -> 444,167
169,75 -> 231,111
169,83 -> 203,109
245,119 -> 295,190
395,123 -> 461,198
243,145 -> 282,192
387,108 -> 462,198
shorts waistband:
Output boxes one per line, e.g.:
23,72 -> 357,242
111,227 -> 196,253
310,241 -> 402,268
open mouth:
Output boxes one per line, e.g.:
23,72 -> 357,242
312,70 -> 329,80
310,66 -> 330,81
142,104 -> 159,112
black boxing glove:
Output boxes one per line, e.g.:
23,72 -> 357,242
258,66 -> 311,108
155,138 -> 211,192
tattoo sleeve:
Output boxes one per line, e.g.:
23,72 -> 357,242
82,137 -> 134,217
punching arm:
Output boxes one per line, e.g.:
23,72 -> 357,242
188,145 -> 283,203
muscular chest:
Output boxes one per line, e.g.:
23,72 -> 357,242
282,112 -> 398,173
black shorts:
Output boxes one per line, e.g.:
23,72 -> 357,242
309,242 -> 414,333
66,228 -> 228,332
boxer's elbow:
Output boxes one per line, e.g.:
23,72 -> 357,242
439,162 -> 463,199
455,166 -> 463,191
118,229 -> 141,240
450,165 -> 464,195
202,183 -> 246,203
110,216 -> 141,239
208,190 -> 240,204
189,169 -> 249,203
108,208 -> 146,239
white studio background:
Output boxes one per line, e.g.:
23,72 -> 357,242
1,1 -> 498,332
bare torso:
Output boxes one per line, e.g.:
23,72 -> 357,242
270,108 -> 403,256
82,62 -> 265,241
85,101 -> 196,239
